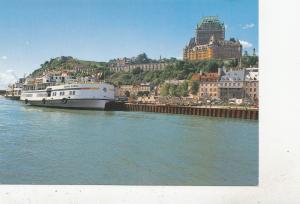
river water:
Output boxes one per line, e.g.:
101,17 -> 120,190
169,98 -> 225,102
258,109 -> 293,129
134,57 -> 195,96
0,97 -> 258,185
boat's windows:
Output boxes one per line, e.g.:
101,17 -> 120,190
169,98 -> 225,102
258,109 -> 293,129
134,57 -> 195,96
73,91 -> 75,95
69,91 -> 72,95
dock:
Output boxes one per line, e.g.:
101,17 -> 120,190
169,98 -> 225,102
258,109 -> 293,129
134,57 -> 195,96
105,102 -> 258,120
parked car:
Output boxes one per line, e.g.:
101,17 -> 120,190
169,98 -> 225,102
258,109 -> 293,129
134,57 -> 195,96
211,98 -> 223,105
228,98 -> 236,105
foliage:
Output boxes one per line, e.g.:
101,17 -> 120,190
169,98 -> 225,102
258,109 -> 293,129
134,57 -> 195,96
160,83 -> 170,96
124,91 -> 130,97
135,53 -> 150,64
30,54 -> 259,89
105,59 -> 238,86
137,91 -> 150,97
191,80 -> 200,95
241,56 -> 258,68
31,56 -> 107,77
159,81 -> 188,97
177,81 -> 189,97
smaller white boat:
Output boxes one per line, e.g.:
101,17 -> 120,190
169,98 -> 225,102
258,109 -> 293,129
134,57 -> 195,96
4,79 -> 24,100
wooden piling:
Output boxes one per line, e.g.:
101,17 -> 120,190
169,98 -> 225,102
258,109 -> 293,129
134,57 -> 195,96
117,103 -> 258,120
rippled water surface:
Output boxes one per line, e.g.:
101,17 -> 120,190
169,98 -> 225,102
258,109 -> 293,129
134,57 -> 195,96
0,97 -> 258,185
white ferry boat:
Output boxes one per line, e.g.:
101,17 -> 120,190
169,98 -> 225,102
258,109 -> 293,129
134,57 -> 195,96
20,83 -> 115,110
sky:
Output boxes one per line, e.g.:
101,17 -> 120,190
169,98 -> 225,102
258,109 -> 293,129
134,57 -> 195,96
0,0 -> 258,89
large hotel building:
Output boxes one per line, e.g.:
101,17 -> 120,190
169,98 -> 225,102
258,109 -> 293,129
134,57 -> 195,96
183,16 -> 242,61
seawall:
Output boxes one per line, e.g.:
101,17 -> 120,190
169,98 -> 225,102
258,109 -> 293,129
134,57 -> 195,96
105,102 -> 258,120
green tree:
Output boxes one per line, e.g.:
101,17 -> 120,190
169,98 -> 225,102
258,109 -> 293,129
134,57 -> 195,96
160,83 -> 170,96
169,84 -> 178,96
132,67 -> 142,75
178,81 -> 189,97
125,91 -> 130,97
135,53 -> 150,64
191,81 -> 200,95
137,91 -> 150,97
207,60 -> 219,72
241,56 -> 258,67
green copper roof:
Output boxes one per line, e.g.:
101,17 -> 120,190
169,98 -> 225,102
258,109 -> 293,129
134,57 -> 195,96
197,16 -> 224,28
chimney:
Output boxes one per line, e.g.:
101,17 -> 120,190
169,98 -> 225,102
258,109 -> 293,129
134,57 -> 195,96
200,70 -> 203,75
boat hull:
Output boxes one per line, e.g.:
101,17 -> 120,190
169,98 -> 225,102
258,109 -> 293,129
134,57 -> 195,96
24,99 -> 110,110
4,96 -> 20,100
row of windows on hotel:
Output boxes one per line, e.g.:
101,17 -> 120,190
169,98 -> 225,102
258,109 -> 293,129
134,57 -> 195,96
52,91 -> 76,96
201,87 -> 257,92
201,82 -> 257,87
200,93 -> 218,97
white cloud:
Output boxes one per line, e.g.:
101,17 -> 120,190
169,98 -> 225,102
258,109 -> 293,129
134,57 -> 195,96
239,40 -> 253,48
242,23 -> 255,29
225,24 -> 228,29
1,56 -> 8,60
0,70 -> 18,89
25,41 -> 30,45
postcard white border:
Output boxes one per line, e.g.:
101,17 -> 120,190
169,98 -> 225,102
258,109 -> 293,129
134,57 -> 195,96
1,0 -> 300,203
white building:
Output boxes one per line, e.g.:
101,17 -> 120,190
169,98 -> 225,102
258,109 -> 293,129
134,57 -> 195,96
218,68 -> 245,99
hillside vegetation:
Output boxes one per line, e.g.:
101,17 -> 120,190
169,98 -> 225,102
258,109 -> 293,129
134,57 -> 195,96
31,56 -> 107,77
30,54 -> 258,86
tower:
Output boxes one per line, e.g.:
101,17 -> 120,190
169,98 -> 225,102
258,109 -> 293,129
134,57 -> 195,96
195,16 -> 225,45
253,48 -> 256,56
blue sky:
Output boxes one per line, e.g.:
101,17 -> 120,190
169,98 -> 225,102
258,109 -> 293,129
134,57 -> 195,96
0,0 -> 258,88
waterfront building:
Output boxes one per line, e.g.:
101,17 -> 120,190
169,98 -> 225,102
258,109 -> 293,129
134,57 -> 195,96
244,68 -> 259,102
116,83 -> 154,97
218,68 -> 245,100
191,70 -> 221,99
183,16 -> 242,61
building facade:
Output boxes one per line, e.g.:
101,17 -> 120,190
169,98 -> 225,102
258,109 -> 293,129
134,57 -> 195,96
183,16 -> 242,61
244,68 -> 259,102
109,58 -> 174,72
191,71 -> 220,99
116,83 -> 154,97
110,62 -> 172,72
218,69 -> 245,99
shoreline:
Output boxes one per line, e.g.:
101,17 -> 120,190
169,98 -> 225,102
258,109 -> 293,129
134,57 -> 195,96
0,97 -> 258,120
106,102 -> 259,120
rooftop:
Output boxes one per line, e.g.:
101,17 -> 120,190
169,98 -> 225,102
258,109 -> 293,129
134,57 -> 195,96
191,72 -> 220,82
220,69 -> 245,81
197,16 -> 224,29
